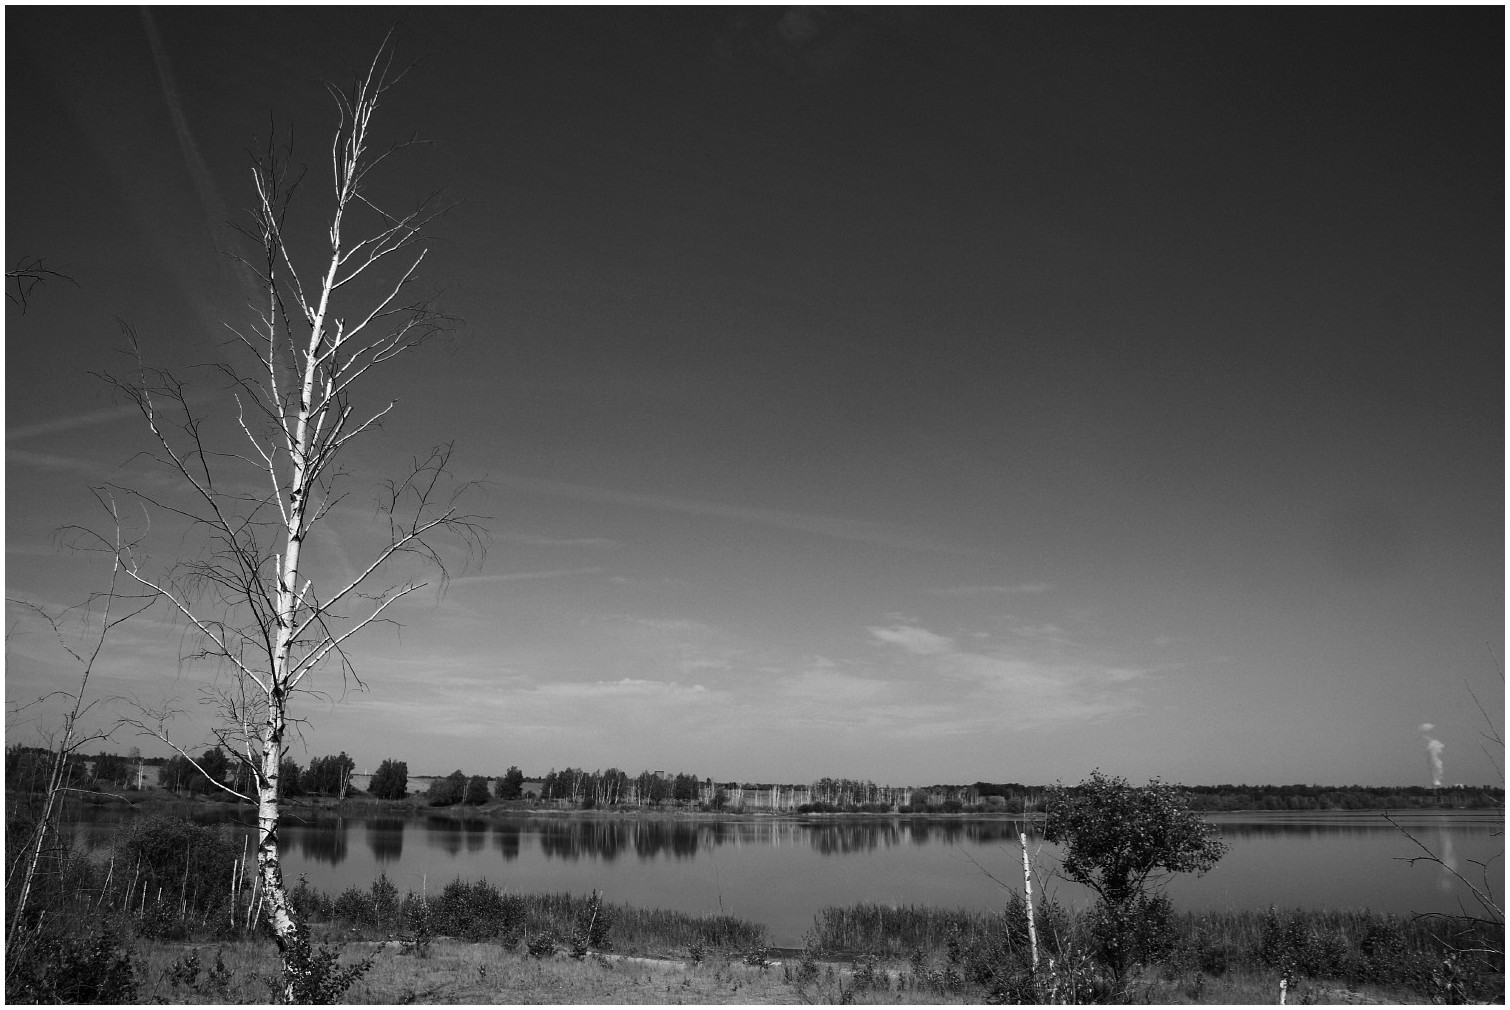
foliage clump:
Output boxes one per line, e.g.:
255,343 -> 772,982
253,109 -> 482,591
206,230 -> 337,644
118,815 -> 241,918
280,921 -> 375,1004
369,759 -> 408,800
426,769 -> 468,807
5,924 -> 139,1004
1043,770 -> 1227,977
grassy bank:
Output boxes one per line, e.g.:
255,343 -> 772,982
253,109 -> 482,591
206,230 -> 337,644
9,853 -> 1502,1003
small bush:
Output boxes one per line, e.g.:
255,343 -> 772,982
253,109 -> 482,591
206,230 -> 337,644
570,890 -> 611,956
117,816 -> 239,918
289,873 -> 334,921
433,878 -> 525,943
160,946 -> 236,1001
280,922 -> 375,1004
526,930 -> 556,959
1087,893 -> 1177,977
6,924 -> 139,1004
1259,906 -> 1349,979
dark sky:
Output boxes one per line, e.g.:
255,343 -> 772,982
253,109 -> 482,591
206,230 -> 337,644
6,8 -> 1503,786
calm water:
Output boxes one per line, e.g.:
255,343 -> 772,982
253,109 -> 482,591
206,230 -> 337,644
67,807 -> 1503,946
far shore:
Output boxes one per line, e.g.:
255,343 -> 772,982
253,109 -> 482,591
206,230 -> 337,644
67,787 -> 1503,821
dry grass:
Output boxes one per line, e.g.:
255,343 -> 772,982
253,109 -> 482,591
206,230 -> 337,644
128,935 -> 1430,1004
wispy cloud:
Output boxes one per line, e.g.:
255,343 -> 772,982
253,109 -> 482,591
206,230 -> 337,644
927,583 -> 1050,597
492,473 -> 963,553
7,449 -> 114,474
866,623 -> 955,655
448,567 -> 605,586
502,532 -> 619,549
8,405 -> 147,442
867,619 -> 1147,728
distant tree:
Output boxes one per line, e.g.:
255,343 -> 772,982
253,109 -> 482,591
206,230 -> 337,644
158,754 -> 196,794
464,775 -> 491,805
495,766 -> 524,800
1044,770 -> 1228,975
279,758 -> 304,798
90,752 -> 128,788
189,747 -> 230,794
370,759 -> 408,800
672,773 -> 699,804
427,770 -> 467,807
304,752 -> 356,798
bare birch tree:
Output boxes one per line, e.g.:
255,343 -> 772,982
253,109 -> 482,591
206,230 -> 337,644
98,41 -> 483,977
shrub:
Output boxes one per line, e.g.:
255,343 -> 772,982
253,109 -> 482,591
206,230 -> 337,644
117,816 -> 239,917
5,924 -> 139,1004
1259,906 -> 1349,979
433,878 -> 525,943
289,873 -> 334,922
280,922 -> 375,1004
1085,892 -> 1177,976
160,946 -> 237,1001
570,890 -> 611,956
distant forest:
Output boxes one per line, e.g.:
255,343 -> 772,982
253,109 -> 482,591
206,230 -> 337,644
5,745 -> 1503,812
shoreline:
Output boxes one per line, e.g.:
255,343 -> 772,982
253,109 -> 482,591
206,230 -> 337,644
70,788 -> 1505,821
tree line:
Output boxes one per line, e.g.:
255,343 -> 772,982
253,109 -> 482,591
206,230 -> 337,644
7,745 -> 1501,811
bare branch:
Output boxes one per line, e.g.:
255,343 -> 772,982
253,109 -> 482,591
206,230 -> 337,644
7,256 -> 78,313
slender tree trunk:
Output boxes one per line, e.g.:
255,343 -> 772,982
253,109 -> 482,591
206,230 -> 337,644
1020,831 -> 1040,972
256,694 -> 297,971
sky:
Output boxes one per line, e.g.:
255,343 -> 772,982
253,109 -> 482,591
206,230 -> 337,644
5,8 -> 1504,788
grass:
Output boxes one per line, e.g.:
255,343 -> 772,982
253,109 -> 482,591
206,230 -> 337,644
7,837 -> 1502,1003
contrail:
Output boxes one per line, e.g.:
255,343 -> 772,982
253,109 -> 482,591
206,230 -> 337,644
138,7 -> 262,338
139,7 -> 230,239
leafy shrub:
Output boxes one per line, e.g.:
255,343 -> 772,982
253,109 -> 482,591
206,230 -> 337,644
332,885 -> 370,925
160,946 -> 236,1001
5,924 -> 139,1004
570,890 -> 611,956
289,873 -> 334,921
1259,906 -> 1349,979
399,894 -> 433,957
1086,893 -> 1177,977
280,922 -> 375,1004
136,895 -> 191,940
433,877 -> 525,943
117,816 -> 239,917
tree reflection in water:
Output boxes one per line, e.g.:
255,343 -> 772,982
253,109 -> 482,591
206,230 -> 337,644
494,822 -> 522,862
366,817 -> 405,862
424,815 -> 465,857
295,816 -> 348,865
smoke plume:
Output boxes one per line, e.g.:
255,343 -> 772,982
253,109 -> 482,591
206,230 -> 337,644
1419,723 -> 1445,787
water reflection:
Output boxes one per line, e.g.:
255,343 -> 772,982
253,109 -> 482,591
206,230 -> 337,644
366,817 -> 405,863
1207,813 -> 1504,841
494,823 -> 522,862
295,816 -> 348,865
424,815 -> 466,856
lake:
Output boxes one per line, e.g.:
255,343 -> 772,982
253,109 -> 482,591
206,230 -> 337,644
66,807 -> 1503,946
